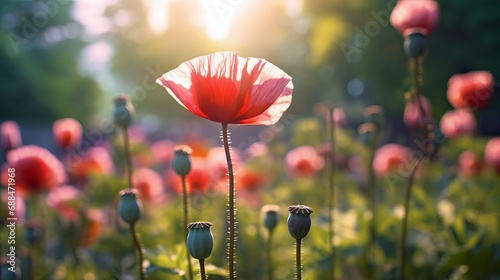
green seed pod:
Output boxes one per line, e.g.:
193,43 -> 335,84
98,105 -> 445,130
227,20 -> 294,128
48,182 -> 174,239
364,105 -> 385,128
187,221 -> 214,260
404,32 -> 428,59
172,145 -> 193,177
262,204 -> 280,232
357,122 -> 377,146
287,205 -> 313,240
118,189 -> 142,224
113,95 -> 135,129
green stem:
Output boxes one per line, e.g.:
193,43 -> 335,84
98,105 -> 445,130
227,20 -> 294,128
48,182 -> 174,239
182,176 -> 194,280
327,107 -> 335,280
267,231 -> 274,280
221,123 -> 236,279
130,223 -> 145,280
366,140 -> 376,280
399,161 -> 420,280
296,239 -> 302,280
199,259 -> 207,280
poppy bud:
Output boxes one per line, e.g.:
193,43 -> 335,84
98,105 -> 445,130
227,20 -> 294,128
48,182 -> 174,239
287,205 -> 313,240
186,221 -> 214,260
404,33 -> 428,58
262,204 -> 280,232
118,189 -> 142,224
172,145 -> 193,177
364,105 -> 385,128
113,95 -> 135,129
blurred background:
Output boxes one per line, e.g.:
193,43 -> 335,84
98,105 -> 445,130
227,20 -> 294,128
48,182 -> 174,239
1,0 -> 500,146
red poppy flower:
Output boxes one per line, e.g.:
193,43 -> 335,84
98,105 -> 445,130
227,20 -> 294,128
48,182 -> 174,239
79,209 -> 105,246
485,137 -> 500,173
156,51 -> 293,125
53,118 -> 83,150
1,121 -> 22,151
46,185 -> 82,221
3,145 -> 66,195
373,144 -> 412,177
390,0 -> 439,37
66,146 -> 114,181
446,71 -> 495,110
285,146 -> 324,178
439,109 -> 476,139
236,169 -> 268,191
132,168 -> 164,202
458,150 -> 483,177
404,95 -> 431,129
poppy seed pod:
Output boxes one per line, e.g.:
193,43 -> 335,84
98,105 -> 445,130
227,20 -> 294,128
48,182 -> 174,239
358,122 -> 377,146
364,105 -> 385,128
113,95 -> 135,128
287,205 -> 313,240
172,145 -> 193,177
404,33 -> 428,58
262,204 -> 280,232
118,189 -> 142,224
186,221 -> 214,260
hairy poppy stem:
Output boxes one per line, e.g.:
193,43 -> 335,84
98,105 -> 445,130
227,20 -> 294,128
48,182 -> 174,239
221,123 -> 236,279
199,259 -> 207,280
296,239 -> 302,280
182,176 -> 194,280
130,223 -> 145,280
327,107 -> 336,280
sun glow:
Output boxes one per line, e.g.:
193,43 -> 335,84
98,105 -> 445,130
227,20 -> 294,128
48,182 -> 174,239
201,0 -> 246,40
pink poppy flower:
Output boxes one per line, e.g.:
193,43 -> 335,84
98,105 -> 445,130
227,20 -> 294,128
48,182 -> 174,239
285,146 -> 324,178
458,150 -> 483,177
390,0 -> 440,37
66,146 -> 114,181
53,118 -> 83,150
373,144 -> 412,177
485,137 -> 500,173
46,185 -> 82,221
331,108 -> 348,128
156,51 -> 293,125
3,145 -> 66,195
404,95 -> 431,129
446,71 -> 495,110
132,168 -> 164,202
151,140 -> 175,165
1,121 -> 22,151
439,109 -> 476,139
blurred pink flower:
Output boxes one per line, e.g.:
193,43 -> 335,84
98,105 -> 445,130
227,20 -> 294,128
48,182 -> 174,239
156,51 -> 293,125
151,140 -> 175,165
207,146 -> 242,180
132,168 -> 164,202
244,141 -> 269,159
66,146 -> 114,181
404,95 -> 431,129
236,169 -> 268,191
331,108 -> 348,128
79,209 -> 105,246
285,146 -> 324,178
1,121 -> 22,151
3,145 -> 66,196
447,71 -> 495,110
485,137 -> 500,173
46,185 -> 82,221
373,144 -> 412,177
439,109 -> 476,139
52,118 -> 83,150
390,0 -> 439,37
458,150 -> 483,177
